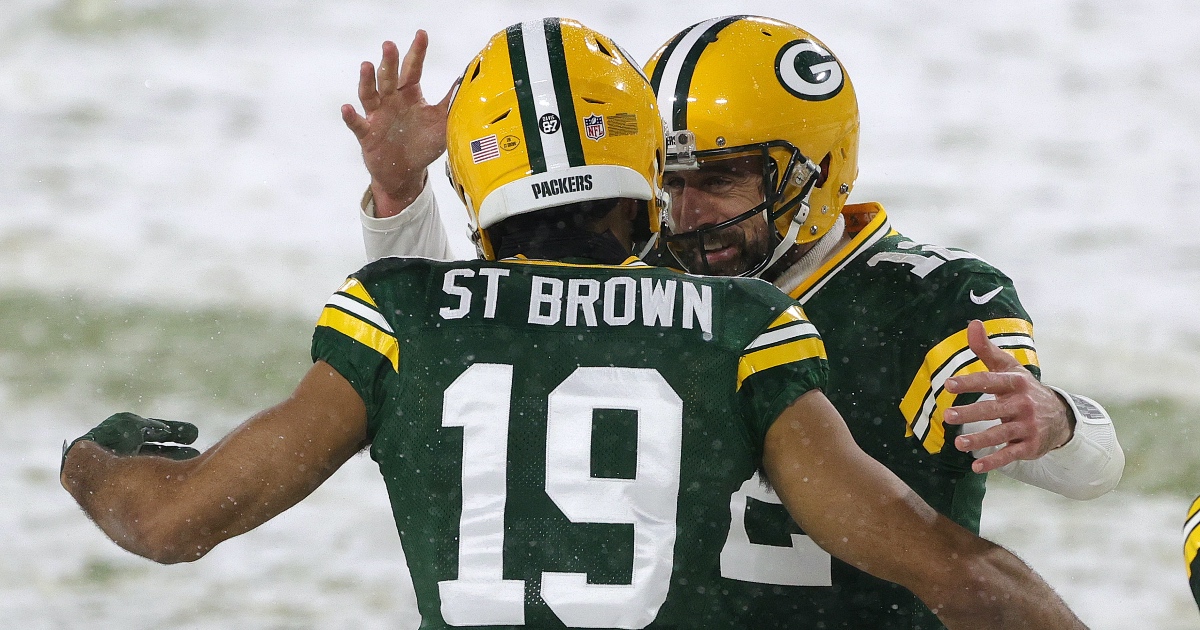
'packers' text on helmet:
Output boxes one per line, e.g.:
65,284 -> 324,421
445,17 -> 667,260
645,15 -> 859,275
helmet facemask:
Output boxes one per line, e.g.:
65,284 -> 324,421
661,142 -> 821,277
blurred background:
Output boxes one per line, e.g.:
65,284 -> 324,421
2,0 -> 1198,627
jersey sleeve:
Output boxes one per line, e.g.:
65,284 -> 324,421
310,275 -> 401,438
1186,495 -> 1200,610
897,266 -> 1039,458
361,181 -> 457,262
736,304 -> 830,447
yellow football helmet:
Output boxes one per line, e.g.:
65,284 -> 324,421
645,16 -> 859,275
445,17 -> 667,260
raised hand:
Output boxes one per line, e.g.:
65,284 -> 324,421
942,319 -> 1074,473
341,32 -> 456,216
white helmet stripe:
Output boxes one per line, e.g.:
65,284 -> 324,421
651,16 -> 740,133
519,19 -> 572,171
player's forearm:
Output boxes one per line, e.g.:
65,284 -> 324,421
921,542 -> 1089,629
61,411 -> 344,564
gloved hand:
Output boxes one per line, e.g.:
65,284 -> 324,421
63,412 -> 201,470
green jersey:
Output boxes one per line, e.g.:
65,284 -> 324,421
1187,496 -> 1200,612
725,205 -> 1042,629
310,256 -> 828,629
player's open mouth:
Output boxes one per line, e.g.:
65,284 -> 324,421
702,242 -> 738,263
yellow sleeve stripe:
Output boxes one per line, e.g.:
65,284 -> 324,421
900,318 -> 1038,454
919,318 -> 1035,379
1186,496 -> 1200,578
737,336 -> 826,391
768,305 -> 809,329
317,306 -> 400,372
339,277 -> 379,307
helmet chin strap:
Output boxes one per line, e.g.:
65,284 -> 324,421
634,232 -> 659,259
772,214 -> 846,295
758,200 -> 808,277
751,155 -> 821,278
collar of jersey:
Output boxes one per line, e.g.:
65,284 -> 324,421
500,254 -> 649,269
789,203 -> 894,303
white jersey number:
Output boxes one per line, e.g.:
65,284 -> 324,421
437,364 -> 683,628
719,472 -> 832,586
867,241 -> 983,279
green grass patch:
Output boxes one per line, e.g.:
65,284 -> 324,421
0,290 -> 310,414
1100,397 -> 1200,496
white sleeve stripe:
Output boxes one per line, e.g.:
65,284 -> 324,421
1185,511 -> 1200,537
327,294 -> 394,334
653,17 -> 726,132
744,322 -> 820,351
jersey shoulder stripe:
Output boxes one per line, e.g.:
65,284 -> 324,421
899,317 -> 1037,453
737,306 -> 826,390
791,202 -> 891,303
1186,496 -> 1200,578
316,277 -> 400,372
502,254 -> 649,268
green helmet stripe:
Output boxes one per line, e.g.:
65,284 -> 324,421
544,18 -> 586,167
505,23 -> 546,174
652,15 -> 744,132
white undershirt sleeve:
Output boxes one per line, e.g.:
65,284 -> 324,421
360,181 -> 457,262
963,388 -> 1124,500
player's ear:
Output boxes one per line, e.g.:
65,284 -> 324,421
617,198 -> 639,221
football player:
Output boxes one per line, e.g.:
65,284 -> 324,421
342,16 -> 1122,629
1187,495 -> 1200,611
61,18 -> 1090,629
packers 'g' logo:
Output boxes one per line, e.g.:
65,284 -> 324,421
774,39 -> 844,101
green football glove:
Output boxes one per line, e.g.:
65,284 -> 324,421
62,412 -> 201,469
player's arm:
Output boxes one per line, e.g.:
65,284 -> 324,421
341,33 -> 456,261
60,361 -> 367,564
764,390 -> 1088,629
943,320 -> 1124,498
1185,495 -> 1200,611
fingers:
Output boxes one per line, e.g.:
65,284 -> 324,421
969,445 -> 1023,474
944,370 -> 1024,396
138,417 -> 173,443
942,397 -> 1004,426
397,31 -> 429,90
377,40 -> 402,95
341,103 -> 369,139
954,420 -> 1022,454
965,319 -> 1021,373
137,444 -> 202,461
162,420 -> 199,444
358,60 -> 379,111
963,431 -> 1041,473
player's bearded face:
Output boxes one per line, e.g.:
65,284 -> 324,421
663,156 -> 773,277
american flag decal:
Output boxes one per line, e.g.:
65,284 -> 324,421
607,113 -> 638,136
470,135 -> 500,163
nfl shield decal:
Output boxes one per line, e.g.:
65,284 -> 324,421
583,114 -> 606,141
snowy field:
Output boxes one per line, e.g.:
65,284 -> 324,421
2,0 -> 1199,627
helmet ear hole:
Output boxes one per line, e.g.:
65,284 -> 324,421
594,37 -> 613,58
815,153 -> 832,188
